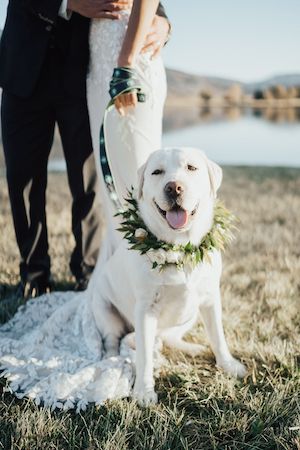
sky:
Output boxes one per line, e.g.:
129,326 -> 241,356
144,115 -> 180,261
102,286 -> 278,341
1,0 -> 300,82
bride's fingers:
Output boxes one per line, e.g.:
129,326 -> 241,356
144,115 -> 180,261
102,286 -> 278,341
141,35 -> 162,58
120,93 -> 137,107
114,97 -> 125,116
122,94 -> 130,108
114,93 -> 137,115
124,92 -> 137,107
141,31 -> 157,54
141,16 -> 169,56
151,42 -> 163,60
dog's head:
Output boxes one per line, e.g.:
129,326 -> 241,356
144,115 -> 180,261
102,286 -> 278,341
137,147 -> 222,245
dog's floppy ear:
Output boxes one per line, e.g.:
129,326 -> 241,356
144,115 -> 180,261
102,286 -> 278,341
206,159 -> 223,197
137,162 -> 147,200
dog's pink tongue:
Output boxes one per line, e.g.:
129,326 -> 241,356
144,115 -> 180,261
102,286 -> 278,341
166,209 -> 188,229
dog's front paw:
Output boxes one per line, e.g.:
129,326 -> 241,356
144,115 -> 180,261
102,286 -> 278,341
133,387 -> 158,407
217,357 -> 247,378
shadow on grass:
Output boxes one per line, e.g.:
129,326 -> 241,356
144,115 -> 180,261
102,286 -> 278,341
0,284 -> 25,324
0,349 -> 298,449
156,359 -> 299,450
0,281 -> 77,324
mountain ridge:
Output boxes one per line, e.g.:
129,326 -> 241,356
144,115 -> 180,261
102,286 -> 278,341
166,68 -> 300,97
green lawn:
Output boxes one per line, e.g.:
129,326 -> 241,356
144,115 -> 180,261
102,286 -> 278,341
0,167 -> 299,450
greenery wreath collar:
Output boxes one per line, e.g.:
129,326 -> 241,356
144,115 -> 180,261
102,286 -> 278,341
116,190 -> 236,271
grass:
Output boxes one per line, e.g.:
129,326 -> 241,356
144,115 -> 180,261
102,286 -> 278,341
0,167 -> 299,450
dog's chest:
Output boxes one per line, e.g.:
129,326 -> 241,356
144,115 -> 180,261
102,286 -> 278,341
151,282 -> 198,329
146,256 -> 221,329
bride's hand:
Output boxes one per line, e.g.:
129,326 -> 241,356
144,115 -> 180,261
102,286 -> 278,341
113,59 -> 139,115
141,15 -> 170,59
114,92 -> 138,116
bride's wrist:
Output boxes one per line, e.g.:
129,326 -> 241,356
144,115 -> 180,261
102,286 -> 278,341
117,55 -> 136,68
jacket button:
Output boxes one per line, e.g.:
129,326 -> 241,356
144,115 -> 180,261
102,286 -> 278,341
46,25 -> 52,32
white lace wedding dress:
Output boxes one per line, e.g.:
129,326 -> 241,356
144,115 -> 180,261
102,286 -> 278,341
0,12 -> 166,411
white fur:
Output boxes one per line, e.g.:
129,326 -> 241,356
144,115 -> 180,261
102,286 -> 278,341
90,147 -> 246,406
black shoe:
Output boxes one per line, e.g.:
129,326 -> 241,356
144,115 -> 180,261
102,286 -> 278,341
17,276 -> 54,300
74,276 -> 90,292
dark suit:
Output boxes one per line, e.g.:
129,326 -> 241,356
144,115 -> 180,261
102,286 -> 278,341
0,0 -> 167,285
0,0 -> 90,98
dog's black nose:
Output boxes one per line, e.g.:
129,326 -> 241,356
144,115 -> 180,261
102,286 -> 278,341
164,181 -> 184,198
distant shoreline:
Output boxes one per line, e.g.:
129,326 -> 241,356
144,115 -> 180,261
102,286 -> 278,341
165,96 -> 300,109
1,162 -> 300,178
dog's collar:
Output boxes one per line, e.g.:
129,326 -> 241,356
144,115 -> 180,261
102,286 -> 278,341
116,190 -> 237,271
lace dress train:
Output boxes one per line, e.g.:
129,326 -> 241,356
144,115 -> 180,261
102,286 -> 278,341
0,13 -> 166,411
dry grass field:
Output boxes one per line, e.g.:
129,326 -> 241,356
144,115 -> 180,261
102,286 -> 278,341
0,166 -> 299,450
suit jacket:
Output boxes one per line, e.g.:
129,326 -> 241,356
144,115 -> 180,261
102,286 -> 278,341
0,0 -> 167,98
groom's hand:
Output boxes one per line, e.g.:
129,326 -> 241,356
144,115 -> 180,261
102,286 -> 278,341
67,0 -> 133,19
141,15 -> 170,59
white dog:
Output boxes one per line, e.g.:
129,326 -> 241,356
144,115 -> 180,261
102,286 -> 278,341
91,147 -> 246,405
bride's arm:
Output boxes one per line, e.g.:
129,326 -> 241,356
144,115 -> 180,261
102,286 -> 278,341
114,0 -> 160,114
118,0 -> 159,67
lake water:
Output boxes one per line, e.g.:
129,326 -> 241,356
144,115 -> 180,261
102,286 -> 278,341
162,114 -> 300,168
48,113 -> 300,171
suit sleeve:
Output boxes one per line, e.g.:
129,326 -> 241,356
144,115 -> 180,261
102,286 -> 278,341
24,0 -> 62,24
59,0 -> 72,20
156,3 -> 168,19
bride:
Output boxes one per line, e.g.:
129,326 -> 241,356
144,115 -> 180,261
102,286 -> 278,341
87,0 -> 167,268
0,0 -> 167,410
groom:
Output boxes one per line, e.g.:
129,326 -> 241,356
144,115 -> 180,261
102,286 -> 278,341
0,0 -> 169,298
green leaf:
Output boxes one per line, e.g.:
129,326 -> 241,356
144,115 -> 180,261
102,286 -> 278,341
117,192 -> 236,271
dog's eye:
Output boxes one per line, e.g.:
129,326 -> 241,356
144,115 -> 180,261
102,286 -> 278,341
152,169 -> 164,175
187,164 -> 197,171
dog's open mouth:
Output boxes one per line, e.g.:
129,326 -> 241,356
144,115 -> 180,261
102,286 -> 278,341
154,201 -> 197,229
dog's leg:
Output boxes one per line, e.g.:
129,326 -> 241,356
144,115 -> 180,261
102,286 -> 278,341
199,290 -> 246,377
133,303 -> 158,406
123,332 -> 163,353
93,300 -> 127,358
164,337 -> 205,357
162,317 -> 206,357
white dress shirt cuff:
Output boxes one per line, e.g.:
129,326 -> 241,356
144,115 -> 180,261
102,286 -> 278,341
59,0 -> 72,20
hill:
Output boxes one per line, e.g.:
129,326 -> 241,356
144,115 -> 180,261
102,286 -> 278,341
165,68 -> 300,99
166,69 -> 240,98
246,73 -> 300,93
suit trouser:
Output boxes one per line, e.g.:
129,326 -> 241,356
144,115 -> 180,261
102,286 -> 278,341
1,48 -> 102,283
